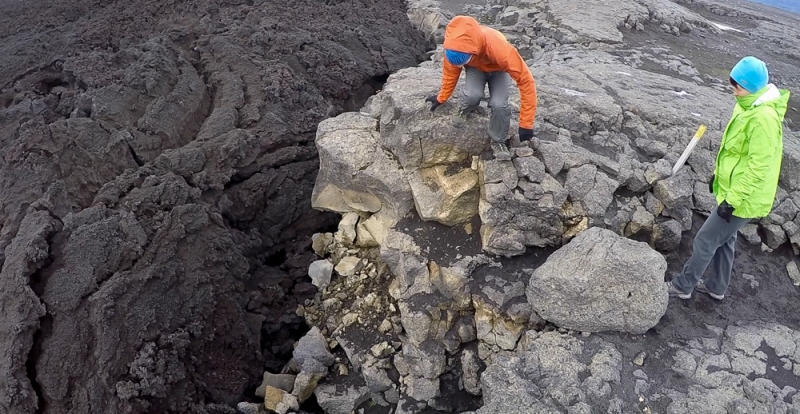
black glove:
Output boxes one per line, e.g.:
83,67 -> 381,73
519,127 -> 534,142
708,174 -> 714,193
717,200 -> 734,223
425,95 -> 442,111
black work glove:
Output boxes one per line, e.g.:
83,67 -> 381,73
425,95 -> 442,111
519,127 -> 534,142
708,174 -> 714,193
717,200 -> 734,223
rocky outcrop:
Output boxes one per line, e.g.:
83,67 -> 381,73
463,322 -> 800,414
311,113 -> 415,221
526,227 -> 669,334
300,0 -> 800,413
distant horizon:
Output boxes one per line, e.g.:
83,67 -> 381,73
749,0 -> 800,13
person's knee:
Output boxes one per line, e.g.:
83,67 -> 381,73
463,90 -> 483,107
489,98 -> 510,112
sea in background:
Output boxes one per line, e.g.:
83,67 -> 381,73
749,0 -> 800,14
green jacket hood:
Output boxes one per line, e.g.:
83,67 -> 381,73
735,84 -> 791,119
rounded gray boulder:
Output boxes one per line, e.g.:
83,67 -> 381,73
526,226 -> 669,334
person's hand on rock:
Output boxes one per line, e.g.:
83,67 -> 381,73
519,127 -> 534,142
425,95 -> 442,111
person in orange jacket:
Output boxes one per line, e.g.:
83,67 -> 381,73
425,15 -> 538,161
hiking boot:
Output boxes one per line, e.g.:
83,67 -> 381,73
694,279 -> 724,300
666,281 -> 691,299
451,111 -> 468,128
491,142 -> 511,161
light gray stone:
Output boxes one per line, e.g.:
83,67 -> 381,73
461,347 -> 483,396
309,259 -> 334,290
256,372 -> 297,397
294,326 -> 335,369
652,219 -> 683,251
336,212 -> 360,246
312,112 -> 414,220
654,172 -> 693,210
314,380 -> 371,414
513,155 -> 547,183
335,256 -> 363,277
236,402 -> 261,414
763,224 -> 787,249
566,164 -> 598,201
526,227 -> 668,334
376,67 -> 494,171
739,224 -> 762,245
581,171 -> 620,218
473,331 -> 622,413
787,261 -> 800,286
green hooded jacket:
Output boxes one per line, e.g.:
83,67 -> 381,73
712,84 -> 790,219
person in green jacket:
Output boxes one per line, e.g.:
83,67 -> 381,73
668,56 -> 791,300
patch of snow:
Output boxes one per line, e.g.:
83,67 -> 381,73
711,22 -> 744,33
563,88 -> 587,97
615,71 -> 633,77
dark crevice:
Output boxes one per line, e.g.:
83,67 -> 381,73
264,249 -> 286,267
126,143 -> 145,166
341,72 -> 391,112
225,169 -> 258,189
299,393 -> 324,413
613,186 -> 642,199
37,78 -> 70,95
25,211 -> 63,414
27,313 -> 52,414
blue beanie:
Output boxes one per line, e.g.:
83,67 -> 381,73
730,56 -> 769,93
445,49 -> 471,66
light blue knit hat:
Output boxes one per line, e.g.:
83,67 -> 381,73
730,56 -> 769,93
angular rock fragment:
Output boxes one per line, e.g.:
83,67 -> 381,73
336,212 -> 360,246
651,219 -> 683,251
312,112 -> 414,220
315,378 -> 371,414
264,386 -> 299,414
653,172 -> 693,210
335,256 -> 364,277
256,372 -> 297,397
408,164 -> 480,226
309,260 -> 334,290
787,261 -> 800,286
291,327 -> 335,402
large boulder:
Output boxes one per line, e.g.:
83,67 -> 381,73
311,112 -> 415,220
367,66 -> 493,171
526,226 -> 668,334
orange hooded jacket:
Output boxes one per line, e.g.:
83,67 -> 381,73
436,16 -> 538,130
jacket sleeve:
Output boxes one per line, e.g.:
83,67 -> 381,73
501,48 -> 537,129
436,60 -> 462,103
725,116 -> 780,208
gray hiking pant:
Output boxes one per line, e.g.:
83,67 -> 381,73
460,66 -> 512,143
671,205 -> 751,296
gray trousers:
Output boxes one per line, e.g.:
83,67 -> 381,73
671,205 -> 751,295
460,67 -> 512,143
